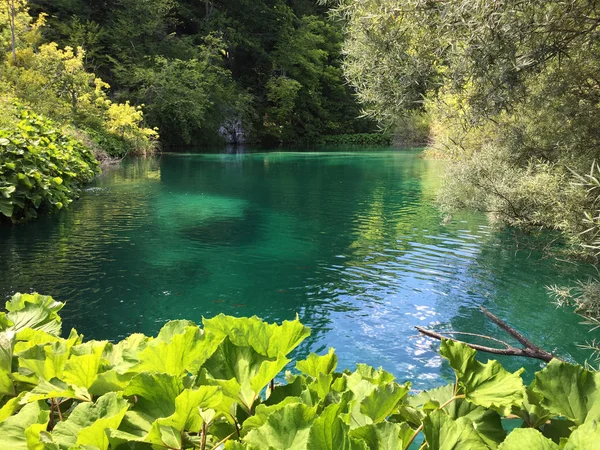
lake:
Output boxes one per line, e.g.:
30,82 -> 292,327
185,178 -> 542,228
0,149 -> 594,389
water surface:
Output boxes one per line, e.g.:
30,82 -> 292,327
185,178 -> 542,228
0,150 -> 594,389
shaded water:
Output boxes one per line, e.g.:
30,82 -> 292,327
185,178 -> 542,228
0,150 -> 595,389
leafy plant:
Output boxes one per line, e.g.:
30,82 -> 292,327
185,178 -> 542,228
318,133 -> 393,146
0,106 -> 99,223
0,292 -> 599,449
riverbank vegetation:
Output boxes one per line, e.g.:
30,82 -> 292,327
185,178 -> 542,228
24,0 -> 376,147
1,292 -> 599,449
0,0 -> 382,223
332,0 -> 600,324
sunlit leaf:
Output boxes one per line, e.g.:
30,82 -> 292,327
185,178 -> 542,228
244,403 -> 317,449
349,422 -> 414,450
422,409 -> 489,450
203,314 -> 310,358
533,359 -> 600,425
440,340 -> 525,412
0,401 -> 50,450
3,293 -> 64,336
296,348 -> 338,377
50,392 -> 129,450
497,428 -> 559,450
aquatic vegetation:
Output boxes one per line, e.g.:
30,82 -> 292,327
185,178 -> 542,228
0,292 -> 599,448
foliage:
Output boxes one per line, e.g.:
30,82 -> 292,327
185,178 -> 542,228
0,1 -> 157,159
129,37 -> 251,147
0,107 -> 99,224
27,0 -> 375,146
318,133 -> 392,146
1,293 -> 600,448
331,0 -> 600,234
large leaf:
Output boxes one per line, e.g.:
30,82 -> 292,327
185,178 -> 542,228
242,396 -> 305,436
243,403 -> 317,449
407,383 -> 505,448
533,359 -> 600,425
349,422 -> 414,450
18,339 -> 75,382
50,392 -> 129,450
0,401 -> 50,450
360,383 -> 410,423
563,419 -> 600,449
130,322 -> 224,376
296,348 -> 338,377
63,341 -> 110,389
440,340 -> 525,412
24,377 -> 92,402
497,428 -> 559,450
0,330 -> 16,398
307,398 -> 355,450
3,293 -> 64,336
422,410 -> 490,450
203,314 -> 310,358
109,374 -> 221,448
204,338 -> 290,411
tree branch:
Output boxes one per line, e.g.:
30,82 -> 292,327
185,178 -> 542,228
416,307 -> 560,363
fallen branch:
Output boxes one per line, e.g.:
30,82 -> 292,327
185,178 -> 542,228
416,306 -> 559,363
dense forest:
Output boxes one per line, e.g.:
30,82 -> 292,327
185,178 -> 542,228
3,0 -> 375,149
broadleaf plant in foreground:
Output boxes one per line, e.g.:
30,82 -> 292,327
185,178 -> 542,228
0,293 -> 599,449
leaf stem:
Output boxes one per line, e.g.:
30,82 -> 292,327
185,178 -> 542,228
200,421 -> 207,450
404,394 -> 465,449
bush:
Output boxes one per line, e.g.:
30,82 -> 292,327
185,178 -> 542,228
1,292 -> 599,448
318,133 -> 393,146
0,107 -> 99,223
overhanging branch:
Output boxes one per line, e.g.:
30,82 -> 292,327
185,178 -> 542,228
416,306 -> 559,363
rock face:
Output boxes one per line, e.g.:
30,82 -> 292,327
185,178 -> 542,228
219,118 -> 248,144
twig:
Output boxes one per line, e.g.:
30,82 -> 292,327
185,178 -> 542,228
416,307 -> 560,363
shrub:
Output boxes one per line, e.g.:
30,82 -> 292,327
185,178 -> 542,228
0,107 -> 99,223
318,133 -> 393,146
1,292 -> 599,448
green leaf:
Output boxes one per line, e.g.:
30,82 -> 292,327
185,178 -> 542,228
242,396 -> 305,436
350,364 -> 396,387
3,293 -> 64,336
533,359 -> 600,425
111,384 -> 223,448
408,384 -> 505,448
497,428 -> 559,450
0,393 -> 26,422
440,340 -> 525,412
563,419 -> 600,449
204,338 -> 290,411
50,392 -> 129,450
422,410 -> 490,450
0,401 -> 50,450
0,331 -> 16,397
63,341 -> 109,389
0,198 -> 13,217
131,322 -> 224,376
203,314 -> 310,358
24,377 -> 91,402
244,403 -> 317,449
349,422 -> 414,450
307,394 -> 355,450
360,382 -> 410,423
296,348 -> 338,377
18,339 -> 74,381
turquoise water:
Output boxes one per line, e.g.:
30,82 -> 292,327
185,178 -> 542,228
0,150 -> 595,389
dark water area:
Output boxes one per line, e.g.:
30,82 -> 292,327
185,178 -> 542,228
0,149 -> 594,389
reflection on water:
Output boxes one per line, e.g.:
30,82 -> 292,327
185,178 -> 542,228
0,150 -> 594,389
